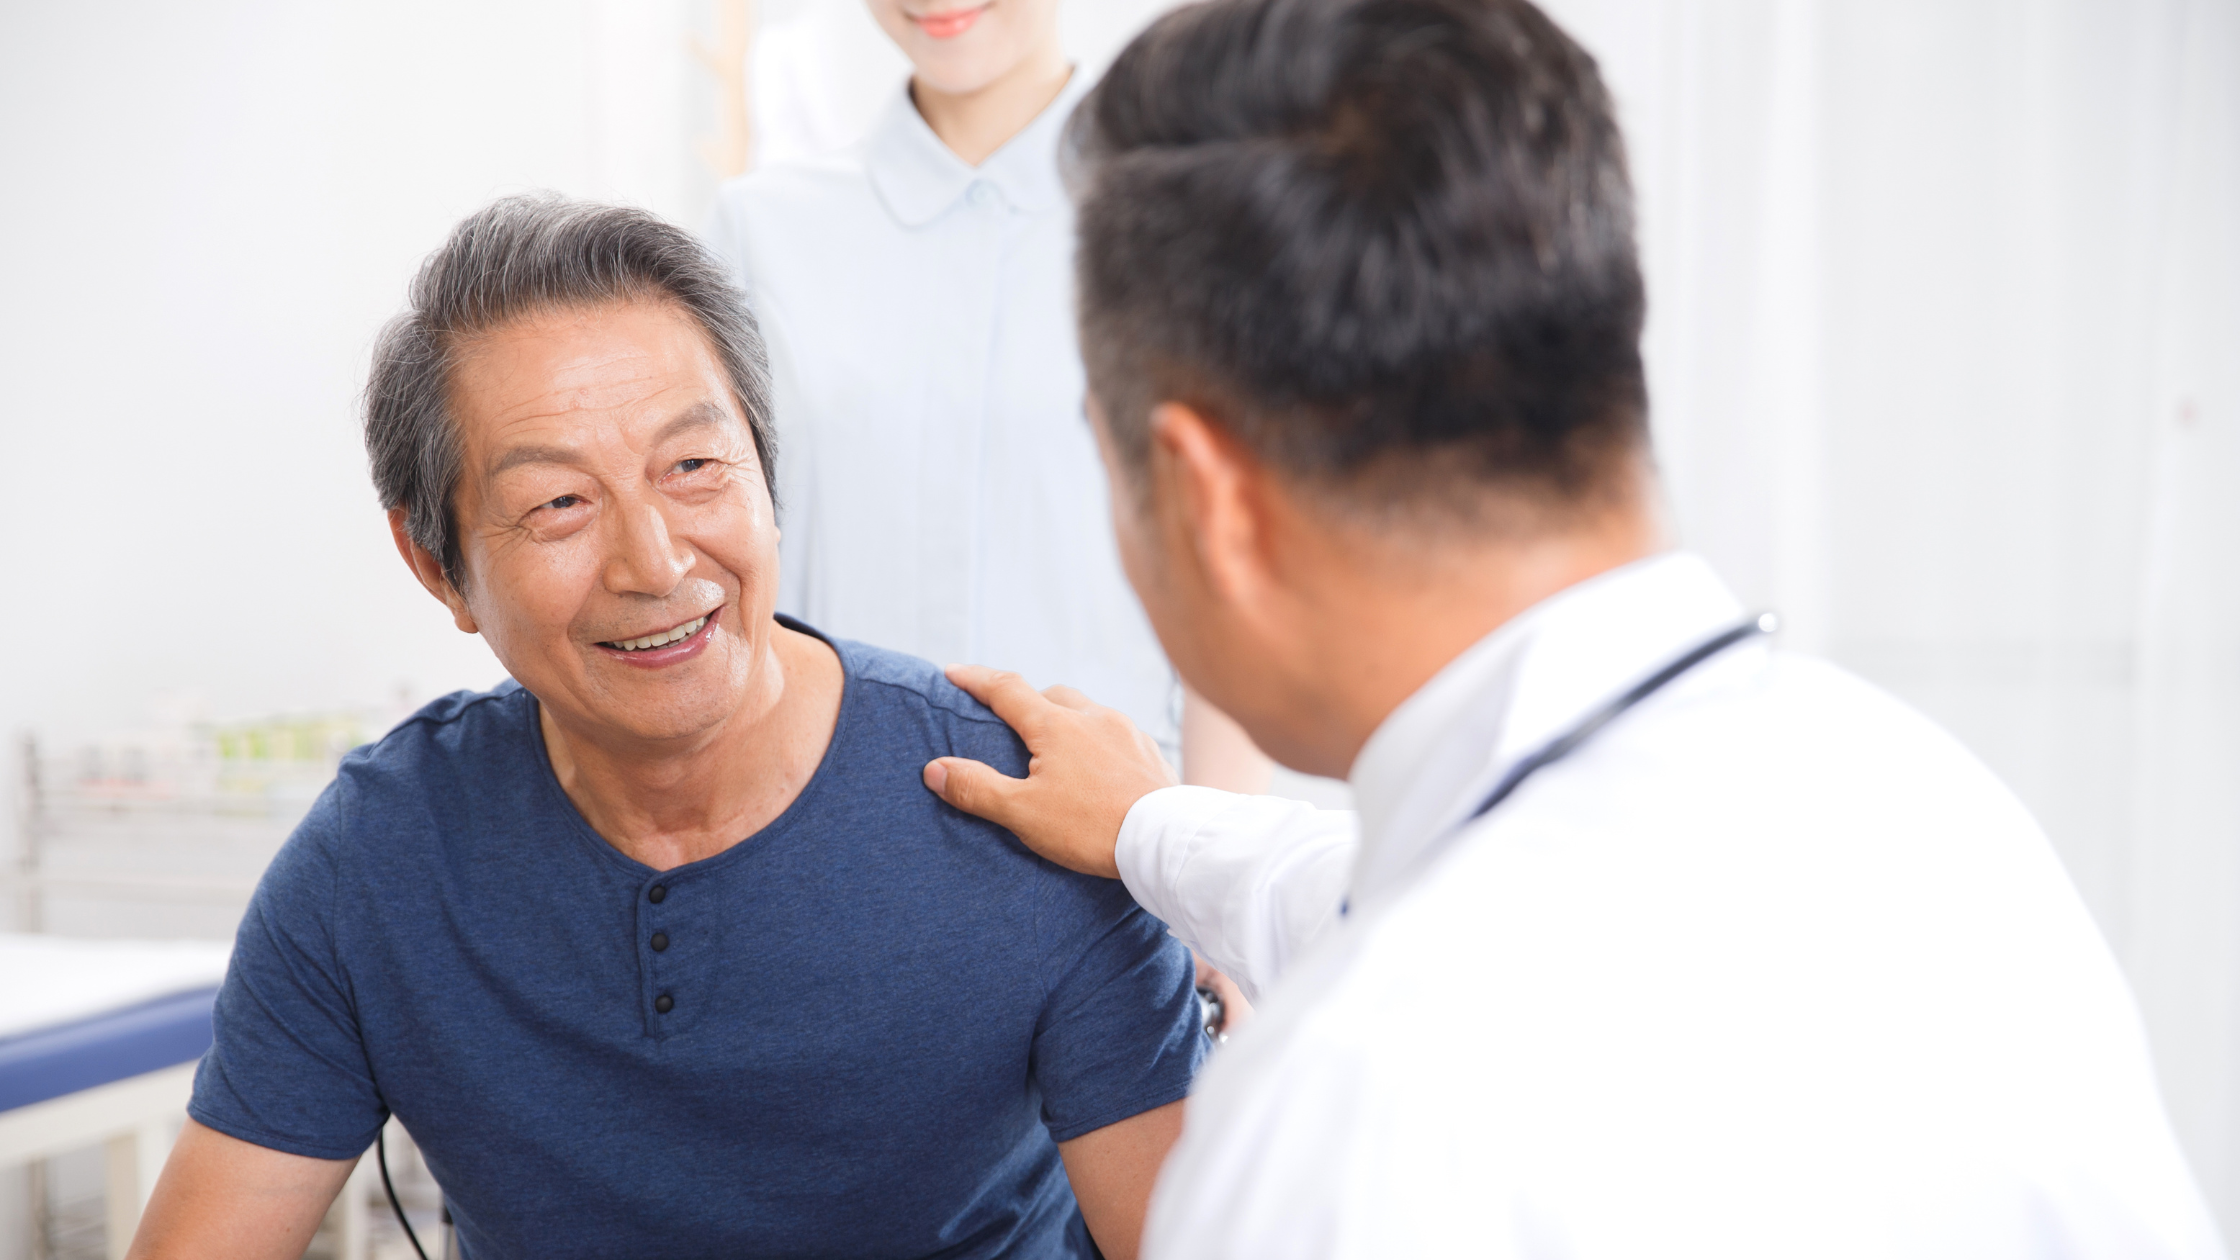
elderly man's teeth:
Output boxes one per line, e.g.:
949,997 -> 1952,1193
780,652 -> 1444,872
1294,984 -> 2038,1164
612,615 -> 708,651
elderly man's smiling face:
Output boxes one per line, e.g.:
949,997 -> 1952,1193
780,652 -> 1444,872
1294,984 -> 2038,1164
425,298 -> 778,747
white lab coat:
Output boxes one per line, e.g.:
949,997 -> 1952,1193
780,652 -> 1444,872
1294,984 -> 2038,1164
1118,552 -> 2224,1259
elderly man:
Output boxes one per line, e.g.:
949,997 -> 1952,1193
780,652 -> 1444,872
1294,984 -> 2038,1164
126,198 -> 1202,1259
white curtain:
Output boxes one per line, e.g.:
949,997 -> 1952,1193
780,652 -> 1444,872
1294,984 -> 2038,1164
1540,0 -> 2240,1236
2125,0 -> 2240,1232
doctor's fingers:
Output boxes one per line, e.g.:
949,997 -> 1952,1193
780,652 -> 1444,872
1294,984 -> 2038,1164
1042,684 -> 1096,712
1042,690 -> 1174,777
921,756 -> 1031,834
944,665 -> 1061,739
920,754 -> 1135,880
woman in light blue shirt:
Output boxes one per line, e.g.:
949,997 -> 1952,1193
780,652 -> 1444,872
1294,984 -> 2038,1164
705,0 -> 1267,787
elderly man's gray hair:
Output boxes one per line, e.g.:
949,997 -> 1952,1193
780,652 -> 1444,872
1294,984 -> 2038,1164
365,193 -> 775,592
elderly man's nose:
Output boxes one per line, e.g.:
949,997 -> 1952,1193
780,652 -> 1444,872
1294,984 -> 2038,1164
604,501 -> 693,595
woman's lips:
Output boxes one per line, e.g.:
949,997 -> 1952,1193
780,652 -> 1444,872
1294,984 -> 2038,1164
912,4 -> 987,39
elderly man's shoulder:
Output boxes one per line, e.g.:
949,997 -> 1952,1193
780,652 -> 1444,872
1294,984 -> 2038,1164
836,639 -> 1030,778
349,680 -> 534,776
304,682 -> 541,834
243,683 -> 541,914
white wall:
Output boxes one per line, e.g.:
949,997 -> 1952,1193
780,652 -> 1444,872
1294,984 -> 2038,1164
0,0 -> 716,819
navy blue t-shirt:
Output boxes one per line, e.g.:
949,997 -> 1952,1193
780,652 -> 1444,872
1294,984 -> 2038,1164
190,627 -> 1203,1258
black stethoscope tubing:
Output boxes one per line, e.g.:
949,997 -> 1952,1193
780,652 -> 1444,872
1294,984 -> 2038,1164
1342,611 -> 1777,920
1461,611 -> 1779,825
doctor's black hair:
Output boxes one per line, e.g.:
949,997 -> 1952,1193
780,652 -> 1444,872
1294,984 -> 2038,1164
363,194 -> 775,592
1066,0 -> 1647,523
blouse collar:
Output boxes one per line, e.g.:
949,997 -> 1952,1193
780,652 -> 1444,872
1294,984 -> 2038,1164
864,66 -> 1089,227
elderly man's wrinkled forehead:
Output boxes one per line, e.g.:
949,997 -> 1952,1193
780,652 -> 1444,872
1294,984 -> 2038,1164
444,298 -> 759,481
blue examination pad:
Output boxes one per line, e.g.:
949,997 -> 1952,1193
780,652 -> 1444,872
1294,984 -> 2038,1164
0,986 -> 219,1112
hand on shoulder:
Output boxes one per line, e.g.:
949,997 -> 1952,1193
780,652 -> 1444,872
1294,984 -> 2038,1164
922,665 -> 1177,880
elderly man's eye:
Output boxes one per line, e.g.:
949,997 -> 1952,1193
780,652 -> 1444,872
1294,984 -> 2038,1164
676,458 -> 714,474
543,494 -> 582,511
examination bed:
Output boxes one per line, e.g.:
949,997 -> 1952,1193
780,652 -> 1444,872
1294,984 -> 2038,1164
0,934 -> 231,1259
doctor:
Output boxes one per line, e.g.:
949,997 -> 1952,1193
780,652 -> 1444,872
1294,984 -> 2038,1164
922,0 -> 2227,1255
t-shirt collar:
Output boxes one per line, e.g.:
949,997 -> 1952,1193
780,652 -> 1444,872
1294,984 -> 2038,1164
864,66 -> 1088,226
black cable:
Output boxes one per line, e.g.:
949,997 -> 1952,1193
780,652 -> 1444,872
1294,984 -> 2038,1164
377,1127 -> 433,1260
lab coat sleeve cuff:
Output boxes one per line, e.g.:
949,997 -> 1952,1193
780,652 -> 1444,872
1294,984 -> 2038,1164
1116,785 -> 1243,934
1117,786 -> 1359,1002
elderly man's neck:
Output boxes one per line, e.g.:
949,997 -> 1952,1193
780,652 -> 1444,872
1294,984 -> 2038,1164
538,627 -> 845,872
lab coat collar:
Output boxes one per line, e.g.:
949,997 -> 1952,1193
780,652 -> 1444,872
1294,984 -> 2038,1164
1345,551 -> 1748,915
864,67 -> 1088,227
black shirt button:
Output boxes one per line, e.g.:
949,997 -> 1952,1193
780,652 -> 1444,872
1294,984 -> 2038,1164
650,932 -> 669,952
654,994 -> 675,1014
648,884 -> 667,904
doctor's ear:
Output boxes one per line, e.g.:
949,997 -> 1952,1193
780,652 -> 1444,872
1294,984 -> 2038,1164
387,507 -> 480,635
1146,402 -> 1273,605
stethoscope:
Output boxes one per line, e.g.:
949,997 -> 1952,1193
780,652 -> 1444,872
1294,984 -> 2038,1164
1339,611 -> 1778,921
1460,611 -> 1779,825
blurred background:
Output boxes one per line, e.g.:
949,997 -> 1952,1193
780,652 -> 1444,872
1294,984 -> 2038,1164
0,0 -> 2234,1254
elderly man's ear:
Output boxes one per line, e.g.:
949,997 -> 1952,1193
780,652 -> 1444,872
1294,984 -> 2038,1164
387,507 -> 481,635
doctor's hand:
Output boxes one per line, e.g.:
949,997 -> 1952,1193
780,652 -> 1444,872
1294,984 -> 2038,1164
922,665 -> 1177,880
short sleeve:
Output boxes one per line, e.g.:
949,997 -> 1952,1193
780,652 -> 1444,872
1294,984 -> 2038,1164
188,777 -> 387,1161
1029,877 -> 1207,1143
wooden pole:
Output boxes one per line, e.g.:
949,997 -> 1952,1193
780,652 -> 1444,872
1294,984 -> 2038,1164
692,0 -> 756,179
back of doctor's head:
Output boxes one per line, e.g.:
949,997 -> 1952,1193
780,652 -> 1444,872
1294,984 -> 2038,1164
1067,0 -> 1646,528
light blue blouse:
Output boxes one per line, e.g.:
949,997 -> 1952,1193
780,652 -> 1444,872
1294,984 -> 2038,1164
705,73 -> 1178,746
